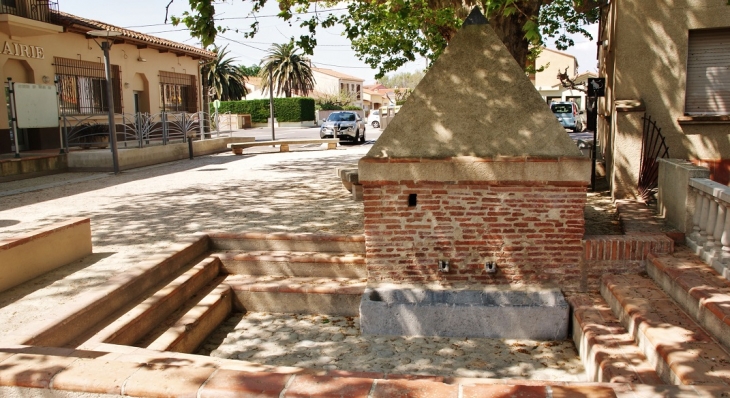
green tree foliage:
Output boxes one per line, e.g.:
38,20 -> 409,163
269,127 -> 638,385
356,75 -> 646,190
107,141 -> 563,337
259,42 -> 316,98
378,71 -> 425,90
215,97 -> 315,122
239,64 -> 262,77
172,0 -> 604,78
204,45 -> 248,101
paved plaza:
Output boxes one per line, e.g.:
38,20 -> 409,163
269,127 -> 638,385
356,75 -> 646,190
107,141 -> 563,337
0,142 -> 587,381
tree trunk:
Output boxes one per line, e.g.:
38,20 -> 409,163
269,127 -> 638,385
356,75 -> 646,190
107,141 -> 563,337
488,0 -> 545,70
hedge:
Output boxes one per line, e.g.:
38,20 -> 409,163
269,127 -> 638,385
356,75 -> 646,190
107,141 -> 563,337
213,97 -> 316,123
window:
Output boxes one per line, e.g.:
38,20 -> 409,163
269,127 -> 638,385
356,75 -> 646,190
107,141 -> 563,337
55,57 -> 122,114
356,84 -> 361,101
685,28 -> 730,115
159,71 -> 197,113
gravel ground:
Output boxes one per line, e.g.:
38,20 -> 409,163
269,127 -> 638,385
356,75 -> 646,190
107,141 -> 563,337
198,312 -> 585,381
0,143 -> 619,381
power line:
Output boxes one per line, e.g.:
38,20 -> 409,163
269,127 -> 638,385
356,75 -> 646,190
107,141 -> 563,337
313,62 -> 373,70
122,7 -> 348,29
217,35 -> 268,52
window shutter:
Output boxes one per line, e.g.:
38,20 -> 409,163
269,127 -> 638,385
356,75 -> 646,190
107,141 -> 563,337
685,29 -> 730,115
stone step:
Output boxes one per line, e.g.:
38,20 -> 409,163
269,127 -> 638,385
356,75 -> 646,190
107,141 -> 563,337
647,246 -> 730,352
568,293 -> 663,384
72,256 -> 222,349
142,279 -> 232,353
14,345 -> 730,398
224,274 -> 366,317
601,274 -> 730,385
208,232 -> 365,254
216,250 -> 366,278
15,236 -> 211,347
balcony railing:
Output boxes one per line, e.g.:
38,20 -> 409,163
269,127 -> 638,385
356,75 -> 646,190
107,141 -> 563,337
0,0 -> 59,24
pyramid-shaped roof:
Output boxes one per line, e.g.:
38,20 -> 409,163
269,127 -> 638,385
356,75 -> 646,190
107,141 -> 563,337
364,9 -> 581,160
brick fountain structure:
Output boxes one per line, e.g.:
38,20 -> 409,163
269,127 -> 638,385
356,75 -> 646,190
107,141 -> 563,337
358,9 -> 591,339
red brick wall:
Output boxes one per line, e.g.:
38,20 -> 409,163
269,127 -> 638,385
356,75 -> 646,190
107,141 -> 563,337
582,235 -> 674,291
363,181 -> 587,290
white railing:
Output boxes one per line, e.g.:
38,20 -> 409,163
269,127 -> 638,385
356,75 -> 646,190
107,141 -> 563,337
686,178 -> 730,279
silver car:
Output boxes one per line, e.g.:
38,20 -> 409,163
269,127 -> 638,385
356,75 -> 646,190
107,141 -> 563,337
319,111 -> 366,144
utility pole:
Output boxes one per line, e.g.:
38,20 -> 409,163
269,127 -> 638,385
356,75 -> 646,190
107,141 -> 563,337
268,64 -> 276,141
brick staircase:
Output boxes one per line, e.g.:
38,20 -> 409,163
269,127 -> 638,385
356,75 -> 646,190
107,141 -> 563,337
12,232 -> 367,355
210,232 -> 367,316
571,201 -> 730,388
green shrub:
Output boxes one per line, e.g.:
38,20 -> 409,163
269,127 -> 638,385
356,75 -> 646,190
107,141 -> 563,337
318,103 -> 343,111
213,97 -> 315,123
343,105 -> 362,110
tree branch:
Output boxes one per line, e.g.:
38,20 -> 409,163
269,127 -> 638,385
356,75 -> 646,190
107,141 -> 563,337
164,0 -> 174,24
557,66 -> 586,93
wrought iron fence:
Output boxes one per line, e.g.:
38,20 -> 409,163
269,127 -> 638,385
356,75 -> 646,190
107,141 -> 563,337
62,111 -> 226,150
638,114 -> 669,202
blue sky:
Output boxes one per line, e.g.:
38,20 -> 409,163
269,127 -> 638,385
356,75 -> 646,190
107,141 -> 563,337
59,0 -> 598,84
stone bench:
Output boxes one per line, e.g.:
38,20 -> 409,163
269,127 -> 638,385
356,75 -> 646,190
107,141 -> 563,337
228,139 -> 339,155
336,167 -> 363,201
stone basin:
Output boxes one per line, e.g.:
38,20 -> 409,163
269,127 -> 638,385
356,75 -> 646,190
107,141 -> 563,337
359,286 -> 569,340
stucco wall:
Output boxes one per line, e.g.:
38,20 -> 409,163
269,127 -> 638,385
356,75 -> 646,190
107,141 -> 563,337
534,48 -> 577,88
601,0 -> 730,187
657,158 -> 710,233
311,71 -> 339,96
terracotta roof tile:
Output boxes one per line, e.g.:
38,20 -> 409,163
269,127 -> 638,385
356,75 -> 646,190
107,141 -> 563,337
53,11 -> 215,59
311,67 -> 364,82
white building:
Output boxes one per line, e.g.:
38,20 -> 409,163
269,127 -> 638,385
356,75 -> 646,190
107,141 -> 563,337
532,48 -> 595,112
311,68 -> 364,109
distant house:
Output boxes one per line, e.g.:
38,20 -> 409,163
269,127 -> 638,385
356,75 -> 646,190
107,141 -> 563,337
243,77 -> 266,100
532,48 -> 593,112
363,85 -> 395,113
311,68 -> 364,109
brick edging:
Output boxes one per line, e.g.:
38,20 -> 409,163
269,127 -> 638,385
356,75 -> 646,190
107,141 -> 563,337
207,232 -> 366,242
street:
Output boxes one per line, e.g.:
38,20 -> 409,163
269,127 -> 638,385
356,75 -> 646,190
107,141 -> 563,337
229,125 -> 385,144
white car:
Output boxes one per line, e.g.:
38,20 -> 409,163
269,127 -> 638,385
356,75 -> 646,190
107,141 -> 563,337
367,110 -> 381,128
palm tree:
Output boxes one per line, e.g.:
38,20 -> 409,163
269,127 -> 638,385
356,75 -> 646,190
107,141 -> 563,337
260,42 -> 315,97
203,45 -> 248,101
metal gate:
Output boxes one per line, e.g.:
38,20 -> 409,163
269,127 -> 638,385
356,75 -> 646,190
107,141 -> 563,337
638,114 -> 669,202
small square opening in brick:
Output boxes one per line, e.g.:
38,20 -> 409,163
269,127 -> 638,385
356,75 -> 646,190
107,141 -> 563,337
408,194 -> 417,207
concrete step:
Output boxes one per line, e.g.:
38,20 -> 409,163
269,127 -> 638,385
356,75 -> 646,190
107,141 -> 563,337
72,256 -> 222,349
19,236 -> 211,347
224,274 -> 366,317
647,246 -> 730,352
216,250 -> 366,278
601,274 -> 730,385
569,293 -> 663,384
142,278 -> 232,353
208,232 -> 365,254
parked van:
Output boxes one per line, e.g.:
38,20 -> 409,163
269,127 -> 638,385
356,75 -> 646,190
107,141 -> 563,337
551,101 -> 583,132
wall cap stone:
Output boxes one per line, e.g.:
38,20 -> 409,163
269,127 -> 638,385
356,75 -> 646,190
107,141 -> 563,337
358,156 -> 591,184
